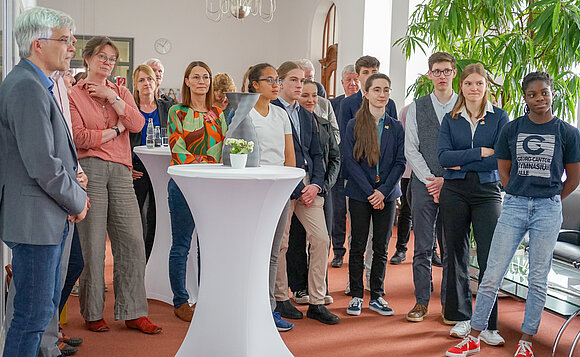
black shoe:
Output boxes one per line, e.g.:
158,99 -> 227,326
275,299 -> 303,319
432,251 -> 442,267
57,342 -> 78,356
331,255 -> 343,268
390,250 -> 406,265
307,304 -> 340,325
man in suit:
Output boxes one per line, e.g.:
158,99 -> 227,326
329,64 -> 360,268
272,61 -> 339,325
0,7 -> 88,356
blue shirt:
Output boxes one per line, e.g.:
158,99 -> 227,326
495,115 -> 580,198
139,108 -> 160,146
278,96 -> 301,142
23,58 -> 54,94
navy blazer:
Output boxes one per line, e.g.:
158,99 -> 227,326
330,94 -> 345,124
437,106 -> 509,184
272,99 -> 325,199
342,115 -> 406,202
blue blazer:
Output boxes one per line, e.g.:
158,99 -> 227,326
272,99 -> 325,199
437,106 -> 509,184
342,115 -> 405,202
330,94 -> 345,125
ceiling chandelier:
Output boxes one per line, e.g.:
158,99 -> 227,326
205,0 -> 277,23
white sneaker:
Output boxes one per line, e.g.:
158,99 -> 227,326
479,329 -> 505,346
450,320 -> 471,338
346,297 -> 363,316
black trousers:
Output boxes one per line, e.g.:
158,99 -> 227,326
287,193 -> 332,294
439,172 -> 501,328
331,178 -> 347,258
132,158 -> 156,262
395,177 -> 412,252
348,198 -> 396,300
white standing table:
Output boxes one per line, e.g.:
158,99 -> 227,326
133,146 -> 199,305
169,164 -> 304,357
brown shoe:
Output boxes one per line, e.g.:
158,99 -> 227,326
85,318 -> 110,332
406,303 -> 429,322
125,316 -> 162,334
174,303 -> 194,322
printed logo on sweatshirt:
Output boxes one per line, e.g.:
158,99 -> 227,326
516,133 -> 555,178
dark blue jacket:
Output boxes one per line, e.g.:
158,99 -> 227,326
437,105 -> 509,184
330,94 -> 345,125
272,99 -> 325,199
342,115 -> 405,202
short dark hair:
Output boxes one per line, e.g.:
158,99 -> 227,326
522,71 -> 554,92
355,56 -> 380,74
428,52 -> 456,71
247,63 -> 274,93
82,36 -> 119,69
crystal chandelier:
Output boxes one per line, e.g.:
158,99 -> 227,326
206,0 -> 277,23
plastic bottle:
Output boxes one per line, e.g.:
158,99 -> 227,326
146,118 -> 154,148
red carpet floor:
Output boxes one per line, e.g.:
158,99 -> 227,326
61,233 -> 580,356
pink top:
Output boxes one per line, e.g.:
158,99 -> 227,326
69,79 -> 144,170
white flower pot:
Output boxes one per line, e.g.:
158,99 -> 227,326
230,153 -> 248,169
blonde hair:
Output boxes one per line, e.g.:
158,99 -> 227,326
132,64 -> 158,107
213,73 -> 236,94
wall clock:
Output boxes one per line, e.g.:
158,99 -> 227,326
154,38 -> 171,55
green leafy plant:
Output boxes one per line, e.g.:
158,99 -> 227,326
225,138 -> 254,154
394,0 -> 580,122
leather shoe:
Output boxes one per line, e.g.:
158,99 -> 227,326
307,304 -> 340,325
331,255 -> 343,268
125,316 -> 162,334
406,303 -> 429,322
390,250 -> 406,264
85,318 -> 109,332
174,302 -> 194,322
432,251 -> 442,267
275,299 -> 303,319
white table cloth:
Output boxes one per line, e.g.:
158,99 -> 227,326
169,164 -> 304,357
133,146 -> 199,305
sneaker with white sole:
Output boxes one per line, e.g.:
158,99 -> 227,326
514,340 -> 533,357
479,329 -> 505,346
369,297 -> 394,316
450,320 -> 471,338
346,297 -> 363,316
272,312 -> 294,332
446,335 -> 480,357
292,289 -> 309,305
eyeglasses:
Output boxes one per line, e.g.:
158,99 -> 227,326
256,78 -> 282,85
96,53 -> 117,65
189,75 -> 211,82
38,37 -> 75,47
430,68 -> 454,77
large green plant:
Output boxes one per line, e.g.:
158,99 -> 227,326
394,0 -> 580,122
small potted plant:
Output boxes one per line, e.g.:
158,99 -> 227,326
225,138 -> 254,169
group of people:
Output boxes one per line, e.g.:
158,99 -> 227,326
0,6 -> 579,357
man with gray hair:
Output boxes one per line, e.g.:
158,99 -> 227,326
144,58 -> 176,105
0,7 -> 88,356
296,58 -> 327,98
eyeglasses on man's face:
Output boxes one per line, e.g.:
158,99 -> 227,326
38,37 -> 75,47
430,68 -> 454,77
96,53 -> 117,65
256,78 -> 282,85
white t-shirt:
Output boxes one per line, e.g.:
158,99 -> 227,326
249,104 -> 292,166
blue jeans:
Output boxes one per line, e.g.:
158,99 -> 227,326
471,194 -> 562,335
4,223 -> 68,357
60,225 -> 84,313
168,178 -> 196,308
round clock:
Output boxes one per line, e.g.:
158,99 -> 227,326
154,38 -> 171,55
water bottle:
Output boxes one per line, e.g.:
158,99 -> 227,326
146,118 -> 154,149
154,126 -> 161,147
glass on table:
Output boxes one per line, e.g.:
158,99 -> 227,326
161,127 -> 169,147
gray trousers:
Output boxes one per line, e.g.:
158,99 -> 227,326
76,158 -> 148,321
410,176 -> 447,306
2,221 -> 73,357
269,200 -> 290,311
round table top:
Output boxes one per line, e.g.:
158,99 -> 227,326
134,145 -> 171,156
168,164 -> 305,181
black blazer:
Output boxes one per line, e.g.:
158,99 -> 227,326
272,99 -> 325,199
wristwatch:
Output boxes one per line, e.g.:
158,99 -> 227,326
111,95 -> 121,104
112,126 -> 120,136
